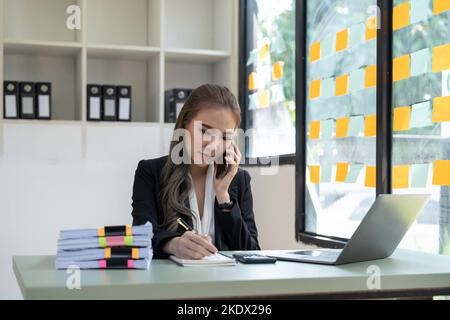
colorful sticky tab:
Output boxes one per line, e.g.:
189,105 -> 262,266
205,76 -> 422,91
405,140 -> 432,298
411,163 -> 430,188
104,248 -> 111,259
99,237 -> 107,248
411,0 -> 430,24
309,121 -> 321,139
393,106 -> 412,131
259,42 -> 270,60
98,227 -> 105,237
336,28 -> 349,52
335,74 -> 349,96
349,23 -> 365,48
365,65 -> 377,88
364,114 -> 377,137
348,115 -> 365,136
432,160 -> 450,186
272,61 -> 285,81
365,166 -> 376,188
434,0 -> 450,15
393,54 -> 411,82
321,165 -> 333,183
366,16 -> 377,41
346,164 -> 364,183
411,48 -> 431,77
258,90 -> 270,109
432,96 -> 450,123
350,68 -> 366,92
392,165 -> 410,189
321,119 -> 335,139
309,79 -> 321,99
248,72 -> 257,91
336,162 -> 349,182
336,117 -> 350,138
124,236 -> 133,246
393,2 -> 410,31
322,77 -> 335,99
411,101 -> 433,128
432,43 -> 450,73
310,42 -> 321,62
309,165 -> 320,183
132,248 -> 139,260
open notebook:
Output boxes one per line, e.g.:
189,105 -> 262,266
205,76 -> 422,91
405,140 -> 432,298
169,253 -> 236,267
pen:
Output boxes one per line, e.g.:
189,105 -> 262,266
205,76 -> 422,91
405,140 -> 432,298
177,218 -> 213,245
177,217 -> 194,233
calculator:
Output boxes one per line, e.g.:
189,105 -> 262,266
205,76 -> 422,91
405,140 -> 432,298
232,253 -> 277,264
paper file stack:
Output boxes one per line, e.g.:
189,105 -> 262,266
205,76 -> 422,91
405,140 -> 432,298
56,222 -> 153,270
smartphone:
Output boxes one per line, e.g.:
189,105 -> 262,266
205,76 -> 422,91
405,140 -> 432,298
215,152 -> 230,180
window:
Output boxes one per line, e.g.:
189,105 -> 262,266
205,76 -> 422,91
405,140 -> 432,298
242,0 -> 296,158
304,0 -> 378,239
391,0 -> 450,254
240,0 -> 450,255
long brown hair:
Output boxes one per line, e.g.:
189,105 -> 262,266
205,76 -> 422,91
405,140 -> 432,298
160,84 -> 241,230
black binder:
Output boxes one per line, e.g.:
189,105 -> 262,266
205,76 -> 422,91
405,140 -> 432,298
19,82 -> 36,119
117,85 -> 132,122
164,88 -> 192,123
102,85 -> 117,121
36,82 -> 52,120
3,81 -> 19,119
87,84 -> 102,121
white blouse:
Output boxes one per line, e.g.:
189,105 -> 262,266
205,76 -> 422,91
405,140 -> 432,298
188,164 -> 216,244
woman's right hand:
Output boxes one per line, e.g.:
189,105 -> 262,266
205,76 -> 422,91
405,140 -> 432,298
163,231 -> 218,259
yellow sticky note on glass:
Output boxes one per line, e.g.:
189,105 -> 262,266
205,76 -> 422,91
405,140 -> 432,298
393,165 -> 410,189
336,162 -> 349,182
393,106 -> 411,131
434,0 -> 450,15
248,72 -> 257,91
393,2 -> 410,31
259,42 -> 270,60
365,65 -> 377,88
336,117 -> 350,138
432,160 -> 450,186
272,61 -> 284,81
310,166 -> 320,184
366,16 -> 377,41
310,42 -> 321,63
335,74 -> 349,96
309,79 -> 321,99
258,90 -> 270,109
432,43 -> 450,73
365,166 -> 376,188
364,114 -> 377,137
309,121 -> 321,139
336,28 -> 349,52
432,96 -> 450,122
393,54 -> 410,82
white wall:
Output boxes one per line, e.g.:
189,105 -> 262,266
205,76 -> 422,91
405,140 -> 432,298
0,122 -> 305,299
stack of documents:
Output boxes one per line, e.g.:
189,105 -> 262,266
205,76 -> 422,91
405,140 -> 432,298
56,222 -> 153,270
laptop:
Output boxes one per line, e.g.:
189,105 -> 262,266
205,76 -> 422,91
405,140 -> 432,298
268,194 -> 430,265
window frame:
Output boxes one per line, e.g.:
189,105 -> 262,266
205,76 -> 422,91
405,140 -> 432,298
238,0 -> 297,166
239,0 -> 395,247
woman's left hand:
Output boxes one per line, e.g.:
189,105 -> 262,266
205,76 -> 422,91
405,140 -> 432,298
213,141 -> 241,204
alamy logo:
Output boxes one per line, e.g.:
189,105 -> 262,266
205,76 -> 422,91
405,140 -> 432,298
66,5 -> 81,30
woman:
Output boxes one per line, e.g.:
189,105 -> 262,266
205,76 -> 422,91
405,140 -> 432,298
131,84 -> 260,259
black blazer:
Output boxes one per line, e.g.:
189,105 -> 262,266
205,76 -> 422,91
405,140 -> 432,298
131,156 -> 260,258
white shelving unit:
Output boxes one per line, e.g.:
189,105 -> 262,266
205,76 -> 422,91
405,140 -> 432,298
0,0 -> 238,124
